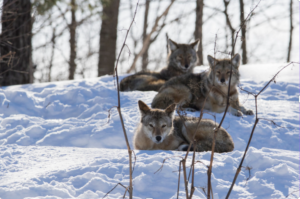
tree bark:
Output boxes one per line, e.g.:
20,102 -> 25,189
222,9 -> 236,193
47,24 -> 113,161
287,0 -> 293,62
239,0 -> 247,64
98,0 -> 120,76
68,0 -> 77,80
141,0 -> 150,70
194,0 -> 203,65
0,0 -> 33,86
223,0 -> 235,55
49,27 -> 56,82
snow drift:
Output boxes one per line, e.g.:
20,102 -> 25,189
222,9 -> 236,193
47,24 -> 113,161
0,63 -> 299,198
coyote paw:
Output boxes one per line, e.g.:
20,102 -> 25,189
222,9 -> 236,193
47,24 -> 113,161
234,110 -> 243,117
245,109 -> 254,115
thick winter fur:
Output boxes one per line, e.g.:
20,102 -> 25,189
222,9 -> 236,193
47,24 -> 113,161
151,54 -> 254,117
133,100 -> 234,152
120,39 -> 200,91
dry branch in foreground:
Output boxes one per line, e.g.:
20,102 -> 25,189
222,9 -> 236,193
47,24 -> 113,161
105,1 -> 140,198
225,61 -> 299,199
206,2 -> 261,198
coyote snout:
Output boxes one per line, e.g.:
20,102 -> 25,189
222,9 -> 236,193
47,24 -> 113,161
148,123 -> 166,144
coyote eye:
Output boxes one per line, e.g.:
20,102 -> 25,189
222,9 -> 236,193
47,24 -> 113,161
149,124 -> 154,128
161,124 -> 166,128
227,71 -> 231,75
176,56 -> 182,61
216,71 -> 220,74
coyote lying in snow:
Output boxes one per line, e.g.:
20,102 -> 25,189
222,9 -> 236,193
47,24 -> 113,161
133,100 -> 234,152
151,54 -> 254,117
120,39 -> 199,91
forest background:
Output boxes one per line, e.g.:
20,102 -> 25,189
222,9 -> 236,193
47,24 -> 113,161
0,0 -> 298,85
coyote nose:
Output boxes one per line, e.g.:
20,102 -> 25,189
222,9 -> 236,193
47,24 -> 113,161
221,78 -> 225,83
156,136 -> 162,142
185,64 -> 189,68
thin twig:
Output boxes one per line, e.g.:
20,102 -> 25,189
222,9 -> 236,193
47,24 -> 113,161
285,189 -> 300,198
132,150 -> 137,174
107,1 -> 140,198
182,159 -> 189,199
154,156 -> 183,174
103,183 -> 127,199
243,166 -> 252,186
207,2 -> 261,198
225,62 -> 299,198
127,0 -> 175,73
0,51 -> 13,61
177,160 -> 182,199
123,186 -> 130,199
189,140 -> 196,198
103,106 -> 116,126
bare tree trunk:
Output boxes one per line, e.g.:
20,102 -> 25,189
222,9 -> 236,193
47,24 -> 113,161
98,0 -> 120,76
223,0 -> 235,55
141,0 -> 150,70
68,0 -> 77,80
0,0 -> 32,86
49,27 -> 56,82
287,0 -> 293,62
239,0 -> 247,64
127,0 -> 175,73
194,0 -> 203,65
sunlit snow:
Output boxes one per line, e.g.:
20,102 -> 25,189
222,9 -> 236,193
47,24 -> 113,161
0,63 -> 299,199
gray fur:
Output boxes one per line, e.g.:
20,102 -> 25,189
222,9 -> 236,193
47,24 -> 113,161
120,39 -> 200,92
134,100 -> 234,152
151,54 -> 254,117
173,116 -> 234,153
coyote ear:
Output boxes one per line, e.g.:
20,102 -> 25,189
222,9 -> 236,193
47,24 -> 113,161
138,100 -> 151,116
231,54 -> 241,67
168,39 -> 178,51
165,104 -> 176,117
207,55 -> 217,67
190,39 -> 200,52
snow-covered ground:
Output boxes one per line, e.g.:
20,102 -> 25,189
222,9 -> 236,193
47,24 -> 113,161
0,63 -> 299,199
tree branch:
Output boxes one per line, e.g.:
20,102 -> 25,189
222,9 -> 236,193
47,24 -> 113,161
126,0 -> 175,73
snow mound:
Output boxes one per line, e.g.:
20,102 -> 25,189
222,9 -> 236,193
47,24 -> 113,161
0,63 -> 299,198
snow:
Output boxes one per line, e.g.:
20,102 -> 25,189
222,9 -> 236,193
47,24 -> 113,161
0,63 -> 299,199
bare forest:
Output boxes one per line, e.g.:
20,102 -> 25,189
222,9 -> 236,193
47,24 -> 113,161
0,1 -> 299,198
0,0 -> 298,85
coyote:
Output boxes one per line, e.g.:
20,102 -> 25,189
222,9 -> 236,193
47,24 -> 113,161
151,54 -> 254,117
133,100 -> 234,152
120,39 -> 199,91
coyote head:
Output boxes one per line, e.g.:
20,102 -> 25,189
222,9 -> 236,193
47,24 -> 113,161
138,100 -> 176,144
168,39 -> 200,72
207,54 -> 241,87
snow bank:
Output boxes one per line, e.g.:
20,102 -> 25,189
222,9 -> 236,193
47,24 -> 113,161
0,63 -> 299,198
